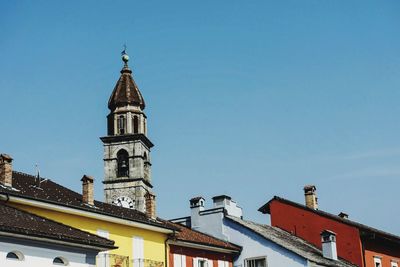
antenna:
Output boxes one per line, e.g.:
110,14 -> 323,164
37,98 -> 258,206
35,164 -> 40,187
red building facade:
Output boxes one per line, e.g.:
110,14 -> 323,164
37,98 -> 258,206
259,195 -> 400,267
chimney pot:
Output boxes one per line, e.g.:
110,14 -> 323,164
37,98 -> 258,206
0,154 -> 13,187
304,184 -> 318,210
321,230 -> 338,260
190,196 -> 205,209
81,175 -> 94,206
212,195 -> 243,218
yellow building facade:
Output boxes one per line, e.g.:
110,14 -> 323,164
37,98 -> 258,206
0,171 -> 173,267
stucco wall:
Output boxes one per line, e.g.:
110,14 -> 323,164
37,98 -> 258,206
223,218 -> 307,267
11,203 -> 167,264
269,200 -> 364,267
0,237 -> 96,267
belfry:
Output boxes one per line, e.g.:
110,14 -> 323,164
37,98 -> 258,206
100,51 -> 155,217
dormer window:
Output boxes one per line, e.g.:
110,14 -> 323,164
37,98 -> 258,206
53,257 -> 68,266
6,251 -> 24,261
118,115 -> 126,135
117,149 -> 129,177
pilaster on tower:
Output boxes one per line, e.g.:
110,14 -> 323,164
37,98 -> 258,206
100,51 -> 155,215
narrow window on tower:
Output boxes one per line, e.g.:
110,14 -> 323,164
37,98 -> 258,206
133,115 -> 139,134
117,149 -> 129,177
118,115 -> 126,135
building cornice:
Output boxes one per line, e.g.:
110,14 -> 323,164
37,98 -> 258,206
1,194 -> 173,234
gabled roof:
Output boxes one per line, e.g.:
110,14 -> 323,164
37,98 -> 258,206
164,220 -> 241,252
0,203 -> 116,250
258,196 -> 400,245
225,216 -> 355,267
0,171 -> 173,232
108,64 -> 145,110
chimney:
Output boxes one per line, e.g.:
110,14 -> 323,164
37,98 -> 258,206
304,185 -> 318,210
81,175 -> 94,206
145,192 -> 156,219
190,196 -> 205,230
321,230 -> 338,260
338,212 -> 349,219
212,195 -> 243,218
0,154 -> 13,187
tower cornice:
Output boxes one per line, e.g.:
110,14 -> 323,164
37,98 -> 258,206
100,133 -> 154,149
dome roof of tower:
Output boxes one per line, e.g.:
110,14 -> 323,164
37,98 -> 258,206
108,62 -> 145,110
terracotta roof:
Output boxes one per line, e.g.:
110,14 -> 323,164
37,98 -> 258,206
165,220 -> 241,252
0,203 -> 116,250
108,64 -> 145,110
0,171 -> 173,231
226,216 -> 355,267
258,196 -> 400,245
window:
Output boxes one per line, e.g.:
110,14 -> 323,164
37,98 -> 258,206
218,260 -> 229,267
133,116 -> 139,134
117,149 -> 129,177
53,257 -> 68,266
392,261 -> 398,267
374,257 -> 382,267
245,257 -> 266,267
6,251 -> 24,261
194,258 -> 212,267
199,260 -> 207,267
118,115 -> 126,134
173,254 -> 186,267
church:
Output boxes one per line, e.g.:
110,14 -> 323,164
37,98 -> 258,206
101,51 -> 155,217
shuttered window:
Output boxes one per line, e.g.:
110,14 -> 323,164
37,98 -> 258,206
173,254 -> 186,267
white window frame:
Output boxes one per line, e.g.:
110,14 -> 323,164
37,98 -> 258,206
391,260 -> 399,267
374,256 -> 382,267
244,256 -> 267,267
193,257 -> 212,267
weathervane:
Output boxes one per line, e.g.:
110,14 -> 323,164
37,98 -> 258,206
121,44 -> 129,65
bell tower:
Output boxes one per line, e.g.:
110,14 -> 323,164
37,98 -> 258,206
101,51 -> 155,215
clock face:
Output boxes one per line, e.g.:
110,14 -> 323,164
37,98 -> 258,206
113,196 -> 135,209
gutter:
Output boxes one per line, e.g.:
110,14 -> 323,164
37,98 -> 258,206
0,231 -> 117,251
2,193 -> 173,234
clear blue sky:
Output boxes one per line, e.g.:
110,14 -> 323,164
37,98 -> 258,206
1,1 -> 400,233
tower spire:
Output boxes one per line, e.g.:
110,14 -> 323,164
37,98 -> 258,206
101,51 -> 154,215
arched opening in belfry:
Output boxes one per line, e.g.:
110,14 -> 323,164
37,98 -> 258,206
117,115 -> 126,135
133,115 -> 139,134
117,149 -> 129,177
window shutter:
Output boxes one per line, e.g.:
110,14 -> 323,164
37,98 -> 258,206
133,236 -> 144,259
174,254 -> 182,267
193,258 -> 199,267
207,259 -> 214,267
182,255 -> 187,267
